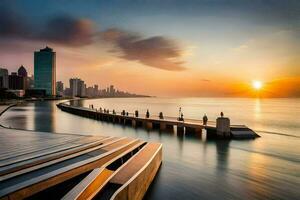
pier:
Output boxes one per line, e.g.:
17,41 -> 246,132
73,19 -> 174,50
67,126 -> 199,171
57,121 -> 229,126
57,102 -> 260,139
0,105 -> 162,200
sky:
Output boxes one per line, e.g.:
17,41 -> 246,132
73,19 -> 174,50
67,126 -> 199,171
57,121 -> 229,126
0,0 -> 299,97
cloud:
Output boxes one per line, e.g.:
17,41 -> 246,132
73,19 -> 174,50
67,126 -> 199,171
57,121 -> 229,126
0,4 -> 186,71
0,4 -> 95,47
40,16 -> 95,46
101,29 -> 186,71
0,5 -> 28,37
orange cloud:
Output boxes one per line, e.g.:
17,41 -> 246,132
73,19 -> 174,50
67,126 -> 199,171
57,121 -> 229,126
101,29 -> 186,71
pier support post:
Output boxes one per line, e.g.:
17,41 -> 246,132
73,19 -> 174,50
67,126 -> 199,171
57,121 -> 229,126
185,127 -> 202,136
132,119 -> 136,128
165,124 -> 174,132
177,124 -> 184,135
160,122 -> 167,131
144,121 -> 153,130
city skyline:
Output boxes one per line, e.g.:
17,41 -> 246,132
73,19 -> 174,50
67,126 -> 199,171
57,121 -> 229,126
0,0 -> 299,97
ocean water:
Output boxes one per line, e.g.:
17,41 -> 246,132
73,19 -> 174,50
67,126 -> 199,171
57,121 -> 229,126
1,98 -> 299,200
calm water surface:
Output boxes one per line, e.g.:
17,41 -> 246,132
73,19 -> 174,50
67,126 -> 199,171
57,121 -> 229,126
1,98 -> 299,200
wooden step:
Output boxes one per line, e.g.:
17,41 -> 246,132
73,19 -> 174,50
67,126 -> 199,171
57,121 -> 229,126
0,139 -> 142,199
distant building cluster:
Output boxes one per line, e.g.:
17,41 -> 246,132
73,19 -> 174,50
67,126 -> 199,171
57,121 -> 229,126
62,78 -> 138,98
0,65 -> 34,97
0,46 -> 143,99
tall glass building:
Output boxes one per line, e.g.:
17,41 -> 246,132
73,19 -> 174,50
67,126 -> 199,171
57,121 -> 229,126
34,46 -> 56,96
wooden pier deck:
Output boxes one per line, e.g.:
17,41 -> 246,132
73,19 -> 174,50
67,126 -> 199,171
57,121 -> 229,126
57,102 -> 259,139
0,105 -> 162,200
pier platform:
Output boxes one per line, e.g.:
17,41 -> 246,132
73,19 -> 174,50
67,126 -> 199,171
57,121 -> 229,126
57,102 -> 259,139
0,105 -> 162,200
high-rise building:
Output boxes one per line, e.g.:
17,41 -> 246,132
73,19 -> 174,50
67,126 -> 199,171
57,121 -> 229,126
56,81 -> 64,96
109,85 -> 115,95
34,46 -> 56,96
70,78 -> 79,97
94,84 -> 99,96
9,72 -> 24,90
69,78 -> 85,97
17,65 -> 28,90
17,65 -> 28,77
0,68 -> 9,89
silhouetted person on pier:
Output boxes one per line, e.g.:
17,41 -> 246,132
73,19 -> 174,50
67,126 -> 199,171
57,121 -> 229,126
113,109 -> 116,114
107,109 -> 109,113
104,109 -> 106,113
220,112 -> 224,117
178,107 -> 184,121
159,112 -> 164,119
203,114 -> 208,126
135,110 -> 139,117
146,109 -> 150,118
126,112 -> 129,116
122,110 -> 125,116
99,107 -> 102,113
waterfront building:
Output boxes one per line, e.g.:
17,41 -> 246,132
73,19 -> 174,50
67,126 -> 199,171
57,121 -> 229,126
28,75 -> 34,89
56,81 -> 64,96
0,68 -> 9,89
17,65 -> 29,90
34,46 -> 56,96
94,84 -> 99,96
109,85 -> 115,95
17,65 -> 28,77
70,78 -> 86,97
8,72 -> 25,90
86,86 -> 94,97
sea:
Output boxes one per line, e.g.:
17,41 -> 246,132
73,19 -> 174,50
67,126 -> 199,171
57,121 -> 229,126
1,97 -> 299,200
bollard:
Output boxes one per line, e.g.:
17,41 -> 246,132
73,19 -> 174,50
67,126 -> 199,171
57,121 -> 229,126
216,116 -> 230,138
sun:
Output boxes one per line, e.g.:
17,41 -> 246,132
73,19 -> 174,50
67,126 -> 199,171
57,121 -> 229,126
252,80 -> 262,90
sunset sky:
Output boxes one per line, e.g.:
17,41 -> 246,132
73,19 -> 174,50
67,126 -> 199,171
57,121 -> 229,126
0,0 -> 299,97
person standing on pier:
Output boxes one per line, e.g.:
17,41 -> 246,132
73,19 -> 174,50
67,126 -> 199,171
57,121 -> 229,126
146,109 -> 150,118
203,114 -> 208,126
159,112 -> 164,119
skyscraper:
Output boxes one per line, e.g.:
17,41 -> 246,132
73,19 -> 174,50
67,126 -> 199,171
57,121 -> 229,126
9,72 -> 24,90
0,68 -> 9,89
17,65 -> 28,90
56,81 -> 64,96
34,46 -> 56,96
17,65 -> 28,77
69,78 -> 85,97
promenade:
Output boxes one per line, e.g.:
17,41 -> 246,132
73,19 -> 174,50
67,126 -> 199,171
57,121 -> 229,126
0,105 -> 162,200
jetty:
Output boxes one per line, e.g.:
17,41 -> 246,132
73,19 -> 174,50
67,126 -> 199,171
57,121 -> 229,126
57,102 -> 259,139
0,105 -> 162,200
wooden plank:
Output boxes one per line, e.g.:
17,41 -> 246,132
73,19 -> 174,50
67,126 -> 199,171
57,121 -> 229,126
0,136 -> 105,166
111,143 -> 162,200
61,168 -> 114,200
62,141 -> 146,200
110,143 -> 161,185
0,133 -> 86,160
0,137 -> 113,176
0,137 -> 126,181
